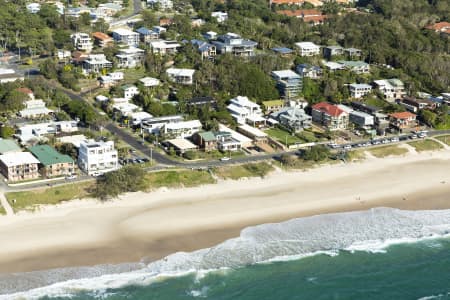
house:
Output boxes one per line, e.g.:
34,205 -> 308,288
426,22 -> 450,35
148,40 -> 181,55
163,120 -> 202,139
159,18 -> 174,27
276,9 -> 327,25
270,0 -> 323,6
112,28 -> 140,47
191,39 -> 216,60
147,0 -> 173,10
389,111 -> 417,131
270,106 -> 312,132
56,134 -> 88,148
211,11 -> 228,23
71,33 -> 93,52
78,140 -> 118,175
349,83 -> 372,99
262,100 -> 285,114
323,45 -> 344,59
344,48 -> 362,58
27,3 -> 41,13
19,100 -> 54,118
120,84 -> 139,100
237,124 -> 268,144
312,102 -> 349,130
29,145 -> 74,177
136,27 -> 159,43
212,33 -> 258,57
98,72 -> 124,87
141,115 -> 184,134
218,124 -> 252,148
227,96 -> 264,126
130,111 -> 153,126
338,60 -> 370,74
203,31 -> 217,40
271,47 -> 294,56
350,101 -> 382,116
323,61 -> 345,71
373,79 -> 405,102
191,18 -> 205,27
113,102 -> 141,118
97,2 -> 122,16
92,32 -> 113,48
56,49 -> 71,60
192,131 -> 217,152
166,68 -> 195,85
16,87 -> 35,100
296,63 -> 322,79
152,26 -> 167,35
215,131 -> 242,152
187,96 -> 217,110
271,70 -> 302,100
165,139 -> 197,155
398,97 -> 437,113
139,77 -> 160,87
0,152 -> 40,182
295,42 -> 321,56
349,111 -> 374,129
0,139 -> 21,155
82,54 -> 112,74
116,47 -> 145,68
0,68 -> 24,83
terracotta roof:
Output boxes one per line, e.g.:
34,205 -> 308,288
271,0 -> 304,4
303,15 -> 328,24
16,87 -> 33,95
92,32 -> 112,41
312,102 -> 346,117
426,22 -> 450,32
159,18 -> 173,26
277,9 -> 321,17
389,111 -> 416,119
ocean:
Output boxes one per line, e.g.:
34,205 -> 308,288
2,208 -> 450,300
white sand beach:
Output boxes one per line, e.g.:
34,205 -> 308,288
0,149 -> 450,273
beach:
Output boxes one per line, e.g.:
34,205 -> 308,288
0,149 -> 450,274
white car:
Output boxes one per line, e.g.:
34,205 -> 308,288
65,174 -> 77,180
91,171 -> 102,177
220,157 -> 231,161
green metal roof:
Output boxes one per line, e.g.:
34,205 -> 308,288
0,139 -> 21,154
29,145 -> 74,166
198,131 -> 216,142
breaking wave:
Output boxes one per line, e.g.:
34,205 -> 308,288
3,207 -> 450,299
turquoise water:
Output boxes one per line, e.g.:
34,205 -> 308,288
3,208 -> 450,300
41,238 -> 450,300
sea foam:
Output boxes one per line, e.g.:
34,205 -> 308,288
3,208 -> 450,299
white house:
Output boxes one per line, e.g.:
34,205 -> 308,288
16,121 -> 77,144
19,100 -> 54,118
141,115 -> 184,134
71,33 -> 93,52
116,47 -> 145,68
121,84 -> 139,99
163,120 -> 202,139
211,11 -> 228,23
227,96 -> 264,125
78,140 -> 118,175
349,83 -> 372,99
148,40 -> 181,55
130,111 -> 153,126
147,0 -> 173,10
82,54 -> 113,74
112,28 -> 140,47
26,3 -> 41,13
56,50 -> 71,60
112,102 -> 141,117
212,33 -> 258,57
166,68 -> 195,85
295,42 -> 321,56
139,77 -> 160,87
373,79 -> 405,102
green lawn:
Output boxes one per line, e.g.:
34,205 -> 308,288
6,182 -> 94,212
368,145 -> 409,158
146,170 -> 216,188
408,139 -> 444,152
434,135 -> 450,146
214,162 -> 274,180
122,68 -> 147,84
265,128 -> 302,146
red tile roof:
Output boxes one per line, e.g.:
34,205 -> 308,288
271,0 -> 304,4
425,22 -> 450,32
312,102 -> 346,117
277,9 -> 321,17
303,15 -> 328,24
92,32 -> 112,41
16,87 -> 33,95
389,111 -> 416,119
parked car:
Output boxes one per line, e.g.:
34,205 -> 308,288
65,174 -> 77,180
344,145 -> 352,150
390,137 -> 399,142
91,171 -> 102,177
410,134 -> 418,139
220,157 -> 231,161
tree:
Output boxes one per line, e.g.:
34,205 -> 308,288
302,145 -> 330,162
94,165 -> 147,200
0,125 -> 14,138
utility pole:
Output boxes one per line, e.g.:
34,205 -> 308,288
150,147 -> 153,165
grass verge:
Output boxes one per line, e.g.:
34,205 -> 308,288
6,182 -> 94,212
434,135 -> 450,146
146,170 -> 216,189
0,205 -> 5,215
214,162 -> 274,180
408,139 -> 444,152
368,145 -> 409,158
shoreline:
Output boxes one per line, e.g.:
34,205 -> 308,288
1,149 -> 450,274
